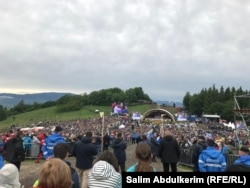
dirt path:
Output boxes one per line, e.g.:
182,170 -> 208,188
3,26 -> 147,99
19,143 -> 190,187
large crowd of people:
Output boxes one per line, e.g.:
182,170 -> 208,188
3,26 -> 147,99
0,112 -> 250,187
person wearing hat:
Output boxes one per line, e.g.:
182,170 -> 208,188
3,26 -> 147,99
41,125 -> 66,160
233,146 -> 250,167
0,163 -> 21,188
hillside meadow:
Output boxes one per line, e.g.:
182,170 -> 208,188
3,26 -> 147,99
0,104 -> 167,130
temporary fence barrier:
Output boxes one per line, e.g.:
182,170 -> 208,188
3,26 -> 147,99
178,148 -> 239,169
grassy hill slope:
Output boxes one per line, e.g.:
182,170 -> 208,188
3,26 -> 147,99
0,104 -> 178,131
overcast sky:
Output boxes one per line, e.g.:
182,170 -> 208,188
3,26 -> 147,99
0,0 -> 249,102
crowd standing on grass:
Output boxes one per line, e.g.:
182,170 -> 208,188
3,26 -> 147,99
0,109 -> 250,187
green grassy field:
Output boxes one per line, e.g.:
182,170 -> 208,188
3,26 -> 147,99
0,104 -> 153,130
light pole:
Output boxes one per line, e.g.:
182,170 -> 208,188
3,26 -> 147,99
161,114 -> 165,134
99,112 -> 104,152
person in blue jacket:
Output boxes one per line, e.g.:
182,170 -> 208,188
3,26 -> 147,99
233,146 -> 250,166
198,139 -> 227,172
41,126 -> 65,160
22,133 -> 32,157
0,138 -> 4,169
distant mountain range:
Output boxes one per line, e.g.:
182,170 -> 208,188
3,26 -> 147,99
0,92 -> 183,109
0,92 -> 73,108
155,100 -> 183,108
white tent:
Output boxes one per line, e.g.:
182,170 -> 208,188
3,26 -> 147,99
32,126 -> 45,131
20,127 -> 31,132
119,124 -> 125,129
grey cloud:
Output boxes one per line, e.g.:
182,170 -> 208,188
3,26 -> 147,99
0,0 -> 249,101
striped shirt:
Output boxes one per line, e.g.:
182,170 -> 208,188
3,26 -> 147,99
88,160 -> 122,188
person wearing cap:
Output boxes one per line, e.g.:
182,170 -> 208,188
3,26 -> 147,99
0,163 -> 22,188
41,125 -> 66,160
233,146 -> 250,167
198,139 -> 227,172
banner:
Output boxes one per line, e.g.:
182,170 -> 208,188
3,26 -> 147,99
99,112 -> 104,118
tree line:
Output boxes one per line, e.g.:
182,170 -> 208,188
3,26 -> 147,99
183,84 -> 250,122
1,85 -> 249,123
0,87 -> 152,121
